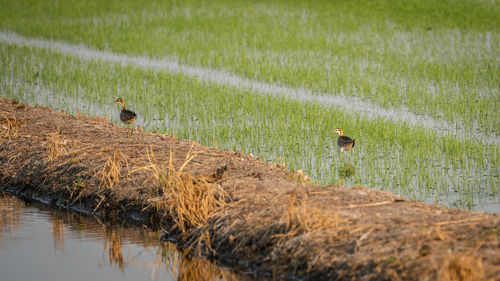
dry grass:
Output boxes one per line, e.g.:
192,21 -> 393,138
0,115 -> 25,140
205,189 -> 343,263
46,131 -> 69,161
97,149 -> 128,189
134,145 -> 229,235
290,169 -> 310,183
437,253 -> 486,281
275,191 -> 341,243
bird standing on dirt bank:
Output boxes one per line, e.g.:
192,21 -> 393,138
115,98 -> 137,134
332,128 -> 355,160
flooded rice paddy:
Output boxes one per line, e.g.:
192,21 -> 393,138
1,31 -> 498,146
0,191 -> 272,281
0,0 -> 498,213
0,39 -> 498,213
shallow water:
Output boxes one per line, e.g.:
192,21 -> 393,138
1,31 -> 498,145
0,191 -> 270,281
0,32 -> 498,213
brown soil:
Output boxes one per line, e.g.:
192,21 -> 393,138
1,97 -> 499,281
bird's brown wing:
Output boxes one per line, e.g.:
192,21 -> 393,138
337,136 -> 355,147
120,109 -> 137,124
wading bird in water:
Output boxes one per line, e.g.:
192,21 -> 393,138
115,98 -> 137,135
332,128 -> 355,160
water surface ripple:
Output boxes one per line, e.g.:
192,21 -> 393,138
0,191 -> 271,281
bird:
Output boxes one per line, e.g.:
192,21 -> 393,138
332,128 -> 355,160
115,98 -> 137,134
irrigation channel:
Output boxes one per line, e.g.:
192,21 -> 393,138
0,191 -> 273,281
1,97 -> 499,280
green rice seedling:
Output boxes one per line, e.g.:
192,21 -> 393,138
0,0 -> 498,134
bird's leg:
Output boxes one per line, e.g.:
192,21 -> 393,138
126,124 -> 132,137
129,124 -> 135,137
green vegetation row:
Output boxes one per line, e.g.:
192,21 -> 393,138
0,0 -> 498,134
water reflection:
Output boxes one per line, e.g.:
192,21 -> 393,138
0,191 -> 273,281
338,163 -> 356,187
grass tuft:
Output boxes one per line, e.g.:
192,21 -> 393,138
277,190 -> 340,243
98,149 -> 128,189
0,115 -> 25,140
137,145 -> 230,235
46,131 -> 69,161
437,253 -> 486,281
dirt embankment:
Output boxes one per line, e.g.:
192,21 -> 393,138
1,97 -> 499,280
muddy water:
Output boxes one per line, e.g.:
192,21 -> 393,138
0,192 -> 270,281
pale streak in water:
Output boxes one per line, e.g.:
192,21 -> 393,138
0,30 -> 498,145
